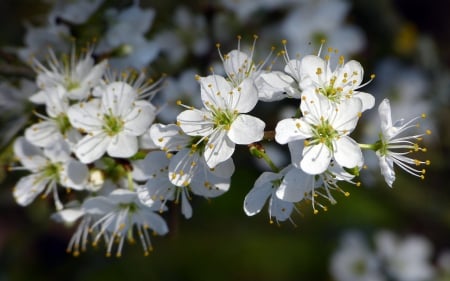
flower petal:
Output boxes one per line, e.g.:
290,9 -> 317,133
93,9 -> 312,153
301,143 -> 332,174
276,165 -> 314,202
123,101 -> 156,136
228,114 -> 265,144
275,118 -> 312,144
333,136 -> 363,169
107,133 -> 138,158
203,130 -> 235,168
177,109 -> 213,136
74,133 -> 110,164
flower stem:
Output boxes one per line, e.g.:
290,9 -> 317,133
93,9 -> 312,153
358,143 -> 377,151
248,143 -> 280,172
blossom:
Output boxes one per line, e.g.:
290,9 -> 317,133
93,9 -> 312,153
82,189 -> 168,257
30,46 -> 107,101
136,124 -> 234,218
177,74 -> 265,168
274,140 -> 359,214
68,81 -> 156,163
243,165 -> 298,224
25,85 -> 80,148
330,231 -> 384,281
275,91 -> 363,174
375,230 -> 435,281
298,52 -> 375,112
48,0 -> 105,24
94,3 -> 159,70
374,98 -> 430,187
12,137 -> 88,210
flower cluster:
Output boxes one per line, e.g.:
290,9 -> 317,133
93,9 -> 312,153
5,1 -> 432,258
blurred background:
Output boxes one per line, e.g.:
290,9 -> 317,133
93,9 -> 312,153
0,0 -> 449,280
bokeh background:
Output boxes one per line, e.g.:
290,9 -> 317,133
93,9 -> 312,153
0,0 -> 449,280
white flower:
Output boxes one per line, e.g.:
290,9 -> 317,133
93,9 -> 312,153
12,137 -> 88,210
94,3 -> 159,70
280,0 -> 365,58
243,165 -> 298,224
16,22 -> 71,63
375,230 -> 435,281
68,81 -> 156,163
298,53 -> 375,112
375,99 -> 430,187
275,140 -> 359,214
30,46 -> 107,101
83,189 -> 168,257
177,74 -> 265,168
48,0 -> 105,24
142,123 -> 234,213
25,85 -> 80,148
275,91 -> 363,174
330,231 -> 384,281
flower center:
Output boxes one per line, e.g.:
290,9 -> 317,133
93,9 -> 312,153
311,119 -> 338,150
65,79 -> 80,91
103,113 -> 124,136
55,113 -> 72,135
212,109 -> 238,131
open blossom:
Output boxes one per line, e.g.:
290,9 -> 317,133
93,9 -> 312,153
83,189 -> 168,257
30,46 -> 107,102
12,137 -> 88,210
374,99 -> 430,187
25,85 -> 80,148
243,165 -> 298,224
274,140 -> 359,214
177,74 -> 265,168
275,91 -> 364,175
68,81 -> 156,163
298,51 -> 375,112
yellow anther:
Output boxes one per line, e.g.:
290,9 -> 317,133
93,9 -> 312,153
426,129 -> 431,135
281,39 -> 287,45
370,74 -> 376,79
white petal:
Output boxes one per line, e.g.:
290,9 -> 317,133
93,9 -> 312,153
209,157 -> 235,178
269,196 -> 294,222
13,175 -> 47,206
67,99 -> 103,131
275,118 -> 312,144
333,136 -> 363,169
256,71 -> 298,101
123,101 -> 156,136
377,154 -> 395,188
336,60 -> 364,90
168,149 -> 197,187
243,179 -> 272,216
223,50 -> 250,81
107,133 -> 138,158
355,91 -> 375,112
231,79 -> 258,113
102,82 -> 137,116
276,166 -> 314,202
301,143 -> 332,174
132,151 -> 170,181
190,162 -> 231,198
199,75 -> 233,110
228,114 -> 265,144
177,109 -> 213,136
149,123 -> 190,151
25,121 -> 61,148
288,140 -> 304,168
180,190 -> 193,219
299,55 -> 331,89
139,208 -> 169,235
332,97 -> 362,133
13,137 -> 47,170
51,208 -> 84,224
60,159 -> 88,190
203,130 -> 235,168
75,133 -> 109,164
378,98 -> 394,137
